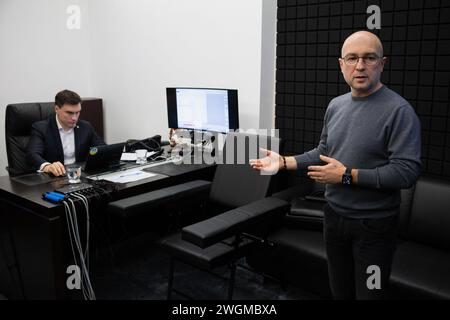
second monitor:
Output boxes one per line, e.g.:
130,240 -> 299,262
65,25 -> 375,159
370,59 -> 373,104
166,87 -> 239,133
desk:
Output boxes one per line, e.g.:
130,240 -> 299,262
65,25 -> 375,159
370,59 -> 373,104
0,160 -> 215,299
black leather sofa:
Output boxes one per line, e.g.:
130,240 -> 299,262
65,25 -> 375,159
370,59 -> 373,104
247,175 -> 450,299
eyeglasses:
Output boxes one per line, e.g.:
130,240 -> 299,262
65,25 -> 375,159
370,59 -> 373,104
341,54 -> 382,66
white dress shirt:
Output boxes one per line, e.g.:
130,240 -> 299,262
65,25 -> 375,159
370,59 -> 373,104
39,116 -> 76,171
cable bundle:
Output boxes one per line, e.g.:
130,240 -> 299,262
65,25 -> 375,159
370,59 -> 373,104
62,192 -> 96,300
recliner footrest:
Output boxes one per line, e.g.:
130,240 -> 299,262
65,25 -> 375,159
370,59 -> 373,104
181,197 -> 290,248
108,180 -> 211,218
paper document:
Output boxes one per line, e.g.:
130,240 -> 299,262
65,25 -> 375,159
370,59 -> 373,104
121,151 -> 157,161
121,153 -> 137,161
94,169 -> 156,183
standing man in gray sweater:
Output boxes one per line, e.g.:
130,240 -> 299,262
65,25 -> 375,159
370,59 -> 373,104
251,31 -> 421,299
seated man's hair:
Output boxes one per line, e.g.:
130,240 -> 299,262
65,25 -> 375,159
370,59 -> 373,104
55,89 -> 82,107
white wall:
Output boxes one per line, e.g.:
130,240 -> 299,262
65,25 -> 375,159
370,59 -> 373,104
88,0 -> 265,144
0,0 -> 93,175
0,0 -> 276,176
260,0 -> 277,130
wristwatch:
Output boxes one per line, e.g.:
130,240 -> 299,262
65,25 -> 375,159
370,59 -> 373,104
342,167 -> 353,185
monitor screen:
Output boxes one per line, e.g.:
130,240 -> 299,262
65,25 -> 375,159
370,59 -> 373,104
166,87 -> 239,133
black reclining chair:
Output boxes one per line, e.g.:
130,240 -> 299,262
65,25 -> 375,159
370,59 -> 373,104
5,103 -> 55,176
272,180 -> 326,231
107,132 -> 290,299
244,178 -> 329,292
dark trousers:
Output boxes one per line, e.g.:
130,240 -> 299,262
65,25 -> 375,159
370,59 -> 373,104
323,203 -> 398,300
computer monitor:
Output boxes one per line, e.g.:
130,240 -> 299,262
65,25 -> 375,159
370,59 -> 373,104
166,87 -> 239,133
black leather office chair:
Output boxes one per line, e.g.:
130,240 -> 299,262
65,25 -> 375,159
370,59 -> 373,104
5,103 -> 55,176
107,132 -> 290,299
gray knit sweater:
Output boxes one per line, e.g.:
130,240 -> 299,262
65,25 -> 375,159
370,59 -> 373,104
294,86 -> 421,218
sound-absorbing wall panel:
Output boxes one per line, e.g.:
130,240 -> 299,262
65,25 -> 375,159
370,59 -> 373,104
275,0 -> 450,179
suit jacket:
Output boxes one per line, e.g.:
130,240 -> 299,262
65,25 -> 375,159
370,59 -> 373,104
26,116 -> 105,171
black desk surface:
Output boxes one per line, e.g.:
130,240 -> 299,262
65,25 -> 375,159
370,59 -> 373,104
0,151 -> 216,300
143,162 -> 214,176
0,159 -> 215,217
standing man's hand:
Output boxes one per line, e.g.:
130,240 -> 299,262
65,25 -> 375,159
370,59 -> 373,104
250,148 -> 283,175
42,162 -> 66,177
307,155 -> 346,184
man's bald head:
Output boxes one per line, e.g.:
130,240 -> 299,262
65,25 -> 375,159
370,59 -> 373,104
339,31 -> 386,97
341,31 -> 384,58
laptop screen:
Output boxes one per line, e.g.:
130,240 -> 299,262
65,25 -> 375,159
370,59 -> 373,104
84,143 -> 125,173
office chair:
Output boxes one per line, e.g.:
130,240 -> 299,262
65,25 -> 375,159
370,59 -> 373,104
5,103 -> 55,176
107,132 -> 290,299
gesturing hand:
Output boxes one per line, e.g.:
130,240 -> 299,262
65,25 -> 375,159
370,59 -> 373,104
249,148 -> 282,175
307,155 -> 346,184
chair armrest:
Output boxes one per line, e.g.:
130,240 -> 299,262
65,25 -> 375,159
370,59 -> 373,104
181,197 -> 290,248
107,180 -> 211,218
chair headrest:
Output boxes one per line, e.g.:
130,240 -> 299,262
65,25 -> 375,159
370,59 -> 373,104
5,103 -> 55,136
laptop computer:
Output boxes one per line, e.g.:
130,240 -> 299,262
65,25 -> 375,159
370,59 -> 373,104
83,142 -> 126,175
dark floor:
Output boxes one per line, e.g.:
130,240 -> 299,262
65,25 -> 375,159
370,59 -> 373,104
92,232 -> 321,300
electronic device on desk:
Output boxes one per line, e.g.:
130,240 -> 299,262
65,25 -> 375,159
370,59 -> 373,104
55,183 -> 94,195
166,87 -> 239,134
42,183 -> 95,203
125,135 -> 165,160
166,87 -> 239,155
83,142 -> 126,175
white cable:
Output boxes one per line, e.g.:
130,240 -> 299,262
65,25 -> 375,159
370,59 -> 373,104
77,192 -> 92,282
64,199 -> 89,299
67,198 -> 90,299
73,193 -> 96,300
72,193 -> 90,261
68,197 -> 96,300
63,201 -> 80,288
71,192 -> 90,292
76,193 -> 95,300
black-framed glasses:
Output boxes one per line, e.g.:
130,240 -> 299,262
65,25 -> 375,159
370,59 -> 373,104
341,54 -> 382,66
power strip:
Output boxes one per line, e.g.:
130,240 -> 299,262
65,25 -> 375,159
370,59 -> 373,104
55,183 -> 94,195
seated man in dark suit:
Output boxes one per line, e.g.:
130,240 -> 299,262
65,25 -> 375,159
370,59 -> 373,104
27,90 -> 105,176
